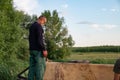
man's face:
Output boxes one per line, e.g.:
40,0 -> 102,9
40,18 -> 47,26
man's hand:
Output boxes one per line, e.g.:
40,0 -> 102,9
43,50 -> 48,57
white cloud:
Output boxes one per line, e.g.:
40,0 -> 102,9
59,4 -> 69,17
91,24 -> 100,29
101,8 -> 107,11
91,24 -> 117,30
78,21 -> 117,30
110,8 -> 119,12
111,9 -> 117,12
13,0 -> 42,15
61,4 -> 68,9
77,21 -> 94,24
101,8 -> 119,12
58,10 -> 68,17
59,11 -> 66,15
103,24 -> 117,29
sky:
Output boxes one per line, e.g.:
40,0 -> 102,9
13,0 -> 120,47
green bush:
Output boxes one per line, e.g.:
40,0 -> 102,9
0,64 -> 12,80
91,59 -> 116,64
0,59 -> 28,80
72,46 -> 120,53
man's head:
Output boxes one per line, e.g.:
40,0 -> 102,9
37,16 -> 47,26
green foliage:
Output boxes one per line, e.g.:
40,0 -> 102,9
0,0 -> 75,79
0,59 -> 28,80
0,0 -> 30,61
65,51 -> 120,64
0,64 -> 12,80
0,0 -> 29,79
55,58 -> 117,64
90,59 -> 116,64
41,10 -> 74,59
72,46 -> 120,52
0,0 -> 74,78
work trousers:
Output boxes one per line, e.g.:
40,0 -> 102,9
28,50 -> 46,80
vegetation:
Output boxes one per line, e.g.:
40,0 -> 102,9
0,0 -> 74,79
0,0 -> 120,79
42,10 -> 74,59
72,46 -> 120,52
64,52 -> 120,64
57,46 -> 120,64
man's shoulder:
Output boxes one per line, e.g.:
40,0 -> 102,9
33,22 -> 42,27
30,22 -> 38,28
31,22 -> 38,26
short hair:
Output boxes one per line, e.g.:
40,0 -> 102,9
38,15 -> 46,20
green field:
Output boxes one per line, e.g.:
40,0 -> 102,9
64,52 -> 120,64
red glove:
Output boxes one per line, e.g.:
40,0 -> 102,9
43,50 -> 48,57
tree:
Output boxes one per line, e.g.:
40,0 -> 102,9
0,0 -> 30,79
41,10 -> 74,59
0,0 -> 28,61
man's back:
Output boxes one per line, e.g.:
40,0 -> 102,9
29,22 -> 45,51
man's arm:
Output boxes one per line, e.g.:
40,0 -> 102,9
36,25 -> 48,57
36,25 -> 46,50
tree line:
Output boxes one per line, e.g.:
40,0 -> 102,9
72,46 -> 120,52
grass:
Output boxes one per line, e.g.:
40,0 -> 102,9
63,52 -> 120,64
0,59 -> 29,80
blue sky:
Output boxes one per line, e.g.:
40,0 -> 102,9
14,0 -> 120,47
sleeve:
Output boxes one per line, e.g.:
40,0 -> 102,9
36,25 -> 46,51
113,59 -> 120,74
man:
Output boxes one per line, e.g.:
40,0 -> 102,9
113,58 -> 120,80
28,16 -> 48,80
